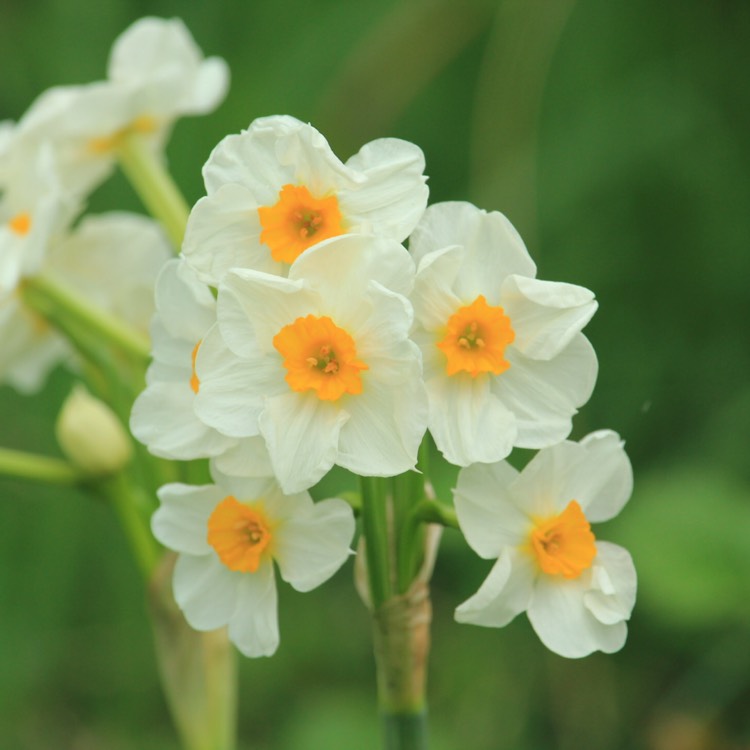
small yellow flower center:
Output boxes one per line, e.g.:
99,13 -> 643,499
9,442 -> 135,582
258,184 -> 345,264
437,295 -> 515,377
8,212 -> 32,236
88,115 -> 158,154
273,314 -> 368,401
529,500 -> 596,579
207,495 -> 272,573
190,340 -> 201,394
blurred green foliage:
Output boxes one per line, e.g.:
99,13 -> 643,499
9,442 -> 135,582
1,0 -> 749,748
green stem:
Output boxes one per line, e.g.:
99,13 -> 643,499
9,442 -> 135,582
100,473 -> 160,579
22,274 -> 151,365
412,499 -> 459,530
117,133 -> 191,249
0,447 -> 85,486
382,710 -> 430,750
360,476 -> 391,608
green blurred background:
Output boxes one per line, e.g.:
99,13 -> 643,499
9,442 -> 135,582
1,0 -> 749,747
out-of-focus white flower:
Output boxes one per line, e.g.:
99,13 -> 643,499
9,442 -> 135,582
453,430 -> 636,658
152,470 -> 355,657
0,212 -> 171,393
0,135 -> 80,296
56,385 -> 133,475
14,17 -> 229,196
410,201 -> 598,467
193,233 -> 428,493
182,115 -> 428,284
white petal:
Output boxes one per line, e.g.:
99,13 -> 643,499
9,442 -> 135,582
338,137 -> 428,242
289,233 -> 415,311
527,559 -> 629,658
454,461 -> 526,558
455,548 -> 535,627
583,542 -> 637,626
426,373 -> 518,466
228,561 -> 279,658
173,553 -> 240,631
210,436 -> 274,478
495,334 -> 598,448
182,185 -> 278,286
131,382 -> 235,460
337,349 -> 427,477
275,497 -> 355,592
408,202 -> 536,299
259,391 -> 349,494
193,325 -> 276,438
412,245 -> 465,330
154,258 -> 216,342
566,431 -> 633,522
507,440 -> 586,519
219,269 -> 318,354
501,275 -> 597,360
152,483 -> 224,555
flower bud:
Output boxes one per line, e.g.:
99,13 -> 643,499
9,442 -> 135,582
55,385 -> 133,476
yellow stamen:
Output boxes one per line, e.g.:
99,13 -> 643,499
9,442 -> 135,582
437,295 -> 515,377
258,184 -> 344,264
190,341 -> 201,394
273,314 -> 368,401
528,500 -> 596,579
207,495 -> 272,573
8,212 -> 32,236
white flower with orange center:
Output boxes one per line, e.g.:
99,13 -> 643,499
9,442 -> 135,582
453,430 -> 636,658
0,213 -> 170,393
14,16 -> 229,196
0,137 -> 79,296
151,470 -> 355,657
410,201 -> 599,466
193,233 -> 428,494
181,114 -> 428,283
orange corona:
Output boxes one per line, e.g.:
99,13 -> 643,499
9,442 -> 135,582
437,295 -> 515,377
8,212 -> 32,236
258,184 -> 344,264
207,495 -> 272,573
189,341 -> 201,394
529,500 -> 596,579
273,314 -> 368,401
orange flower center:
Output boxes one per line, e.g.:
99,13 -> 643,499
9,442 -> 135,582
207,495 -> 272,573
88,115 -> 158,154
437,295 -> 515,377
529,500 -> 596,579
8,212 -> 32,236
190,341 -> 201,394
258,184 -> 344,264
273,314 -> 368,401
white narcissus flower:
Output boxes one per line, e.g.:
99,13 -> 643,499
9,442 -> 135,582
0,213 -> 171,393
193,233 -> 428,494
152,471 -> 356,657
453,430 -> 636,658
130,258 -> 270,470
15,17 -> 229,196
410,201 -> 599,466
182,114 -> 429,284
0,136 -> 80,296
